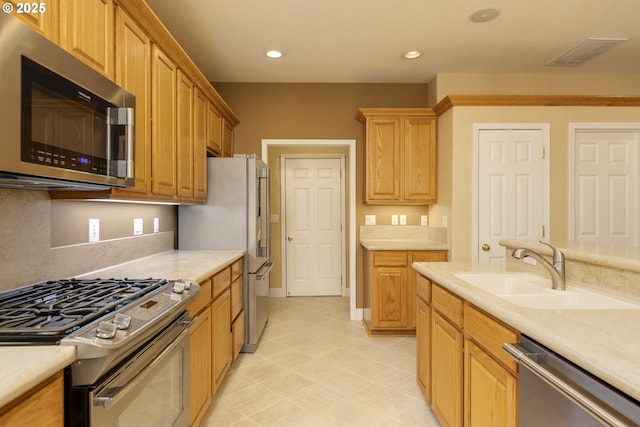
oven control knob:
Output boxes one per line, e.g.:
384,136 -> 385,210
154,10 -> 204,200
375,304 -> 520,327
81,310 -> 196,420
96,321 -> 117,339
172,281 -> 186,294
113,313 -> 132,330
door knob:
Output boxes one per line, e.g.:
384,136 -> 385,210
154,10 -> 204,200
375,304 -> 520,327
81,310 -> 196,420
287,236 -> 293,241
481,243 -> 491,252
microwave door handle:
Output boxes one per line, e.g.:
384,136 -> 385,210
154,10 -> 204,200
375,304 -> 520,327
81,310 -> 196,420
503,342 -> 630,427
107,107 -> 135,179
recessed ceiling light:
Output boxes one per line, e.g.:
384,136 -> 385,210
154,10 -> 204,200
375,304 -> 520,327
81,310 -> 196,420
469,7 -> 501,23
403,50 -> 422,60
265,50 -> 283,59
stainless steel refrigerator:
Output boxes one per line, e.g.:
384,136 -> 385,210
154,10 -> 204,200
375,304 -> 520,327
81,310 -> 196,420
178,154 -> 271,352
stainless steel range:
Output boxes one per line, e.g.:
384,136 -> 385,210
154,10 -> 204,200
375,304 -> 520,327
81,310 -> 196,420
0,277 -> 199,427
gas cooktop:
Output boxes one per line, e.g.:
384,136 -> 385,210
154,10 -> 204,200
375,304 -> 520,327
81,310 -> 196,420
0,278 -> 168,343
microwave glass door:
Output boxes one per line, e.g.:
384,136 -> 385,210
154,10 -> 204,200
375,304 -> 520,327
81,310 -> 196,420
21,56 -> 130,178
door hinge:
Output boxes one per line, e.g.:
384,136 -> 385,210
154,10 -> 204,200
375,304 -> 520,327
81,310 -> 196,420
541,225 -> 546,237
541,147 -> 546,159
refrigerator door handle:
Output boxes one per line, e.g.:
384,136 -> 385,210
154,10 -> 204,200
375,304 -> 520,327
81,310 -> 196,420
252,262 -> 273,280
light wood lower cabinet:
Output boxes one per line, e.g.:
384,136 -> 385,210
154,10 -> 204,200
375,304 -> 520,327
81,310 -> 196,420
417,276 -> 520,427
0,371 -> 64,427
188,257 -> 244,427
363,249 -> 447,336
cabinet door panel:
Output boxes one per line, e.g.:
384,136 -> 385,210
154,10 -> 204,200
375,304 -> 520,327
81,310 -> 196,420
372,267 -> 407,328
7,0 -> 59,43
366,118 -> 401,202
416,298 -> 431,402
432,311 -> 463,427
176,70 -> 194,198
212,289 -> 231,394
151,46 -> 177,196
61,0 -> 114,78
404,118 -> 437,202
193,88 -> 208,199
465,340 -> 517,427
189,306 -> 211,427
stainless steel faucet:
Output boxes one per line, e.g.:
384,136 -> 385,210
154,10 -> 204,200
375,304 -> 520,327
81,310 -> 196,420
512,241 -> 566,291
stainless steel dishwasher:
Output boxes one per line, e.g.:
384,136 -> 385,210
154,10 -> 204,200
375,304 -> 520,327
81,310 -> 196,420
503,335 -> 640,427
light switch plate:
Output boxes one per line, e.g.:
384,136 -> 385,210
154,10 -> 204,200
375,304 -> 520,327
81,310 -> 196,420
88,218 -> 100,243
365,215 -> 376,225
153,217 -> 160,233
391,214 -> 399,225
133,218 -> 144,236
399,215 -> 407,225
421,215 -> 428,226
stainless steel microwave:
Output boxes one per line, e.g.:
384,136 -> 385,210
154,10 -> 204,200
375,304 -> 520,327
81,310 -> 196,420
0,13 -> 135,191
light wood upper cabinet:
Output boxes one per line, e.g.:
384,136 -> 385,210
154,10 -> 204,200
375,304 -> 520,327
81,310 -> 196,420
222,118 -> 234,157
60,0 -> 114,79
177,70 -> 194,198
358,108 -> 437,205
151,45 -> 177,196
6,0 -> 59,43
193,88 -> 208,200
114,6 -> 151,193
207,103 -> 223,155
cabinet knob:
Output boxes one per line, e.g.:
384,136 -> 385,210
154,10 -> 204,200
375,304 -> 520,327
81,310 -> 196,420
481,243 -> 491,252
287,236 -> 293,242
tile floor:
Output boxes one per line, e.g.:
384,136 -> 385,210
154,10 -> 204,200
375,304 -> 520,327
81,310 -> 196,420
198,296 -> 440,427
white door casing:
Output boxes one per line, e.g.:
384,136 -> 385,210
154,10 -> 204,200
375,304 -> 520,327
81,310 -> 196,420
569,124 -> 640,246
283,156 -> 345,296
474,125 -> 550,262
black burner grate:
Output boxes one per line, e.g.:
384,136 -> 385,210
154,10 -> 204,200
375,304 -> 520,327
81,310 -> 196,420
0,278 -> 166,342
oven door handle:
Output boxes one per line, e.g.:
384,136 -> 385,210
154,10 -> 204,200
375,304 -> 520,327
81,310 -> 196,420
94,317 -> 194,410
503,342 -> 630,427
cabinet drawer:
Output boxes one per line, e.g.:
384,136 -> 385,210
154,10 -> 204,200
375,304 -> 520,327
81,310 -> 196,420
188,279 -> 212,316
416,274 -> 431,303
412,251 -> 448,262
212,267 -> 231,298
231,258 -> 243,282
432,283 -> 463,328
373,251 -> 408,267
232,310 -> 245,360
230,277 -> 243,321
464,304 -> 518,372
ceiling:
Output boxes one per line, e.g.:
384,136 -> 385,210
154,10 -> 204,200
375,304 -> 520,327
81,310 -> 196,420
144,0 -> 640,84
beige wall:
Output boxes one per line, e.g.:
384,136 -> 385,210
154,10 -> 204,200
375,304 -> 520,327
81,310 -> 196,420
428,73 -> 640,106
212,83 -> 430,307
431,105 -> 640,261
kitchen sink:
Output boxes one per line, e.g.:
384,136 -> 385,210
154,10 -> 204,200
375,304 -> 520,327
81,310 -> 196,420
454,272 -> 639,310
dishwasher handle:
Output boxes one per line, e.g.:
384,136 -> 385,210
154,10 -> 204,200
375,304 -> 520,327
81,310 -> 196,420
503,342 -> 631,427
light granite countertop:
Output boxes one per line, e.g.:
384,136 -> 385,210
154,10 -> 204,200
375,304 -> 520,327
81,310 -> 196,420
359,225 -> 449,251
412,260 -> 640,401
0,249 -> 244,410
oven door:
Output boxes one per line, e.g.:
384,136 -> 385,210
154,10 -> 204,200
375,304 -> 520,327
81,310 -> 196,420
89,314 -> 192,427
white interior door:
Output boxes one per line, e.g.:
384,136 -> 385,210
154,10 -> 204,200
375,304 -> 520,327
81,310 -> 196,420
477,127 -> 547,262
571,128 -> 639,245
284,157 -> 344,296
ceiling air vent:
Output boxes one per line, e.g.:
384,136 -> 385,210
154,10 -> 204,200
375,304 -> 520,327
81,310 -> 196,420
546,37 -> 627,66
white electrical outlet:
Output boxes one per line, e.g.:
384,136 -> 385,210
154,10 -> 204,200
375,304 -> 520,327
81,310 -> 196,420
399,214 -> 407,225
133,218 -> 144,236
88,218 -> 100,243
154,217 -> 160,233
442,216 -> 448,227
421,215 -> 429,226
365,215 -> 376,225
391,214 -> 399,225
